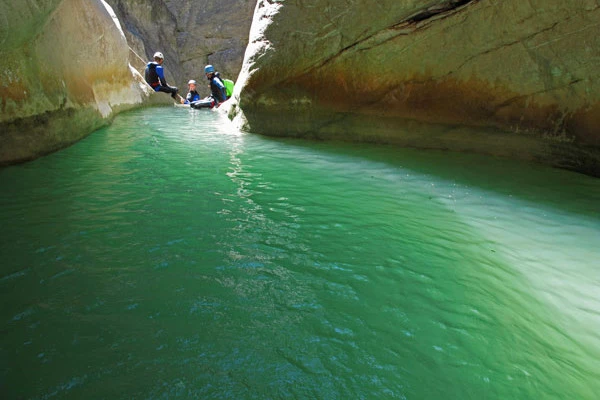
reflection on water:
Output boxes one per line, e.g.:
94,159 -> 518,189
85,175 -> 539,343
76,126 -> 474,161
1,107 -> 599,399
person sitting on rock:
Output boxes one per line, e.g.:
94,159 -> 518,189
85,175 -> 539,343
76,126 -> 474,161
204,65 -> 228,106
144,51 -> 183,103
184,80 -> 201,104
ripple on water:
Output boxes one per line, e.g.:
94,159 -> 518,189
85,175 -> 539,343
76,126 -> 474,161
0,107 -> 599,399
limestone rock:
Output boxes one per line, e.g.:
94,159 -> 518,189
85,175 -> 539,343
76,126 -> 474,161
0,0 -> 166,165
107,0 -> 255,89
231,0 -> 600,176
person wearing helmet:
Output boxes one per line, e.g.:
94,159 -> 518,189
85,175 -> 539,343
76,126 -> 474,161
144,52 -> 183,103
204,64 -> 228,105
184,80 -> 201,104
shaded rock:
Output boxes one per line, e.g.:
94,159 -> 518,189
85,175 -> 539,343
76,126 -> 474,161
107,0 -> 255,89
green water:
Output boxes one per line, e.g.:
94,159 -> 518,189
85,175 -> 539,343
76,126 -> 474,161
1,107 -> 599,399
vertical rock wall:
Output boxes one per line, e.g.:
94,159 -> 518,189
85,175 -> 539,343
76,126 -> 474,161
230,0 -> 600,176
107,0 -> 256,89
0,0 -> 165,165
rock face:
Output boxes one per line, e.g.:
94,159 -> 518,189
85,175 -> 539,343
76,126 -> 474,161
231,0 -> 600,176
0,0 -> 166,165
107,0 -> 255,89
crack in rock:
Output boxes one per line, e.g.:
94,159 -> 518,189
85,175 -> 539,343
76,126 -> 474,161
313,0 -> 481,71
404,0 -> 479,24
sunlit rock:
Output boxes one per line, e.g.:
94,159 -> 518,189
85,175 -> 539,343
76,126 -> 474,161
0,0 -> 167,165
231,0 -> 600,176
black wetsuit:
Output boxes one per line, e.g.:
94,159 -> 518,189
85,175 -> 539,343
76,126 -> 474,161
208,72 -> 227,103
145,62 -> 178,99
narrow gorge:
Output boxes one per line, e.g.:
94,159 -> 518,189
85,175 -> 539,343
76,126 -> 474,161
2,2 -> 600,398
2,0 -> 599,176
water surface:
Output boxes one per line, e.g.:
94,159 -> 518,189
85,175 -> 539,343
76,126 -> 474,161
1,107 -> 599,399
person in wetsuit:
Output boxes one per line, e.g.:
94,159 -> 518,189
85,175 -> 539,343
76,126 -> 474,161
189,65 -> 229,109
204,65 -> 228,105
144,52 -> 182,102
184,80 -> 201,104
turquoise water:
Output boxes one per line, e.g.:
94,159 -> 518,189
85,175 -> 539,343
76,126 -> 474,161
1,107 -> 599,399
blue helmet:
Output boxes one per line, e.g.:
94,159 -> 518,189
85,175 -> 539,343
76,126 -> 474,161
204,65 -> 215,74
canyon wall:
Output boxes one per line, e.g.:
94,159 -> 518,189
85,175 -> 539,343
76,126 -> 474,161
0,0 -> 168,165
107,0 -> 255,89
3,0 -> 599,175
230,0 -> 600,176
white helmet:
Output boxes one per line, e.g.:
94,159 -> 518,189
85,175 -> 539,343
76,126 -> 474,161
153,51 -> 164,60
188,80 -> 197,85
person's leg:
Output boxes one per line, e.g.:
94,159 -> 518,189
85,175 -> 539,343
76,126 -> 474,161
158,85 -> 179,99
190,97 -> 215,109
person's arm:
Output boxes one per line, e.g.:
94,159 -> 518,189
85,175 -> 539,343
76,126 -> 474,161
156,65 -> 167,87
